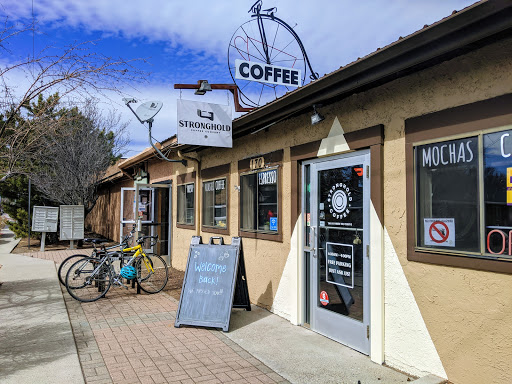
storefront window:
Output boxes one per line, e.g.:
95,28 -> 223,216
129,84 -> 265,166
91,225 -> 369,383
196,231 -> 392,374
177,183 -> 194,225
484,129 -> 512,255
415,126 -> 512,259
203,178 -> 227,228
415,137 -> 480,253
240,168 -> 278,233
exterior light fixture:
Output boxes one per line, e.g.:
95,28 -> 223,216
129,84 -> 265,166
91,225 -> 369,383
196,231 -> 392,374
194,80 -> 212,95
311,104 -> 325,125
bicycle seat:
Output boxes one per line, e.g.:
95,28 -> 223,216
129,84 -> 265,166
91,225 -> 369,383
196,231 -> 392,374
83,238 -> 109,244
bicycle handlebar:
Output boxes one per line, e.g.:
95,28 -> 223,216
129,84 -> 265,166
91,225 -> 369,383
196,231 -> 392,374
136,235 -> 158,244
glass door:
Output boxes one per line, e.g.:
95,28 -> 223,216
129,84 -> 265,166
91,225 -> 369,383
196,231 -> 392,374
120,184 -> 171,261
304,151 -> 370,355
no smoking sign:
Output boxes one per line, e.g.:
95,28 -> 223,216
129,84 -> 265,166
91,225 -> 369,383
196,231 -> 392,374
424,218 -> 455,247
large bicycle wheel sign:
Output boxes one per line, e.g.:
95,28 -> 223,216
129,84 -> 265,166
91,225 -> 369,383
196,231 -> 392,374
228,0 -> 318,108
424,218 -> 455,247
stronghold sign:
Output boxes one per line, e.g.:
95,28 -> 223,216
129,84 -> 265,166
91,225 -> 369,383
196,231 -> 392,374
177,99 -> 233,148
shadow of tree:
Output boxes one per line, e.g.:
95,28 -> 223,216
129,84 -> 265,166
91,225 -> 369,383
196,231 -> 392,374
0,278 -> 77,378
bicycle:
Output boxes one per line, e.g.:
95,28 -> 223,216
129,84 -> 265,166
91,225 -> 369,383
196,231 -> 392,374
57,228 -> 136,286
65,234 -> 168,302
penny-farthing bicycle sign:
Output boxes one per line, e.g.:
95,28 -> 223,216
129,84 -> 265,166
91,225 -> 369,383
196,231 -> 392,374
228,0 -> 318,108
424,218 -> 455,247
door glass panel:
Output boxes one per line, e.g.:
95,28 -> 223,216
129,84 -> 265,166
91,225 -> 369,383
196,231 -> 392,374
317,165 -> 364,322
122,189 -> 135,222
153,187 -> 170,257
139,190 -> 153,222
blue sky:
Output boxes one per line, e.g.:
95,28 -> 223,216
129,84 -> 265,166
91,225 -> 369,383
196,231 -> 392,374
2,0 -> 478,156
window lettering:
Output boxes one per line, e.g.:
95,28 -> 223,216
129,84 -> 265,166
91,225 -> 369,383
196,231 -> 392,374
501,133 -> 511,158
416,128 -> 512,260
258,169 -> 277,185
421,140 -> 474,168
440,144 -> 448,165
203,178 -> 227,229
204,181 -> 214,192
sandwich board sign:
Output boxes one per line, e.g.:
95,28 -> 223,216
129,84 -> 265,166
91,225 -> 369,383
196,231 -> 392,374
60,205 -> 84,249
31,206 -> 59,252
175,236 -> 251,332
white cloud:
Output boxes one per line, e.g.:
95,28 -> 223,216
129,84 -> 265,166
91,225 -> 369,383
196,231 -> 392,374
6,0 -> 477,76
3,0 -> 477,154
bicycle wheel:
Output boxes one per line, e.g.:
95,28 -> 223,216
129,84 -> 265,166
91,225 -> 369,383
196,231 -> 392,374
65,257 -> 112,302
136,254 -> 169,294
228,15 -> 308,108
58,254 -> 89,286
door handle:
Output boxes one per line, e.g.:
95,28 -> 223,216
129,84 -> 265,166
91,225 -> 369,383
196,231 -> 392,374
309,226 -> 316,257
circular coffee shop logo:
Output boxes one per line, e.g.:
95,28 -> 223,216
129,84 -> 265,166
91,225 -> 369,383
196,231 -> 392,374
327,183 -> 352,219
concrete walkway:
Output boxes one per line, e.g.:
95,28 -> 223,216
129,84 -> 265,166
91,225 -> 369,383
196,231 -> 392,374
0,231 -> 418,384
0,228 -> 84,384
227,307 -> 411,384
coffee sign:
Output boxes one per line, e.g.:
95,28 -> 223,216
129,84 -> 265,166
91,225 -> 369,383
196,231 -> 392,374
235,59 -> 301,87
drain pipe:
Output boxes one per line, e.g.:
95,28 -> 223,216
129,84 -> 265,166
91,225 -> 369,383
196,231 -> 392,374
178,150 -> 201,237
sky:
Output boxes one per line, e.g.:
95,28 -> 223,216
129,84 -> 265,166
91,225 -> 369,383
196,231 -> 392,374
1,0 -> 478,156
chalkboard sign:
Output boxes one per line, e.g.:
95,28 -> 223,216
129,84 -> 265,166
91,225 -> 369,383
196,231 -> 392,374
175,236 -> 250,331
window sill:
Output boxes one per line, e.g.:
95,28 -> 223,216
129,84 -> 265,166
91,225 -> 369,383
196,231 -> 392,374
408,248 -> 512,274
176,223 -> 195,230
239,230 -> 282,242
202,226 -> 229,235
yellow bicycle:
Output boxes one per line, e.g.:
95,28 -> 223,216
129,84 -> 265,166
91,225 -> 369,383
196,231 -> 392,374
65,235 -> 169,302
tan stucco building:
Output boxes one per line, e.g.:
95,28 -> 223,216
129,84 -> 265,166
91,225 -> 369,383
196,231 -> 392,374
87,2 -> 512,383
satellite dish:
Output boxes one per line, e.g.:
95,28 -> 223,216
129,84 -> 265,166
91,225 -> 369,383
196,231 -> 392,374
135,101 -> 163,122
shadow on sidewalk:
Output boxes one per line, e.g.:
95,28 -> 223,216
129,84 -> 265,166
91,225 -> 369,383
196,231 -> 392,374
229,305 -> 272,331
0,278 -> 76,378
0,231 -> 15,245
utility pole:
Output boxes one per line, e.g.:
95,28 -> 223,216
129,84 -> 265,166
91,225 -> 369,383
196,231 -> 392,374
28,179 -> 31,249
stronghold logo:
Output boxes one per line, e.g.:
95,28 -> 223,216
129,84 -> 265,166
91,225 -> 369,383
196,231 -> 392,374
327,183 -> 352,219
177,99 -> 233,148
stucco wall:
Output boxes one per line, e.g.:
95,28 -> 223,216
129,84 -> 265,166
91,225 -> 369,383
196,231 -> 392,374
168,37 -> 512,382
86,178 -> 133,241
88,36 -> 512,383
321,38 -> 512,383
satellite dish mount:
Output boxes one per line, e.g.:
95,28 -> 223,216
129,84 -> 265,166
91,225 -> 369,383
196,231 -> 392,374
123,98 -> 187,166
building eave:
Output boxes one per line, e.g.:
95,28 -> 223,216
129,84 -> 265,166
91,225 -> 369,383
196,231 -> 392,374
179,0 -> 512,153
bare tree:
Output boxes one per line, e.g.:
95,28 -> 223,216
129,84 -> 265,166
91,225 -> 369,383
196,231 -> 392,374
29,98 -> 128,214
0,16 -> 147,140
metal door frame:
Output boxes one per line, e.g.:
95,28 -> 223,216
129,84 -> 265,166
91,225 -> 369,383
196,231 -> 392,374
302,150 -> 371,355
120,184 -> 172,261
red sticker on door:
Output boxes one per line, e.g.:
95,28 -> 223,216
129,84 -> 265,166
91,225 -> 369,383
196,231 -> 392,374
320,291 -> 329,306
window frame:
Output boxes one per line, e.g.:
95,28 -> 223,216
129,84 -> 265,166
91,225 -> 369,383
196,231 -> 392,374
176,182 -> 195,227
405,93 -> 512,273
202,176 -> 229,233
238,150 -> 283,242
412,128 -> 512,258
239,167 -> 283,242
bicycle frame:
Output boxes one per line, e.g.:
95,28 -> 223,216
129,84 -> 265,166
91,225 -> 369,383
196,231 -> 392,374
122,243 -> 155,274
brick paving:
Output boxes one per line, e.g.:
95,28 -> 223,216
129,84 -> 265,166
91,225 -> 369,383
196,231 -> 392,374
25,250 -> 289,384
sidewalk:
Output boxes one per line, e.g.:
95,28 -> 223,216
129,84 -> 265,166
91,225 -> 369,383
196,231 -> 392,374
1,230 -> 416,384
0,228 -> 84,384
